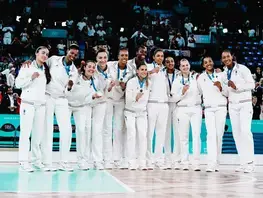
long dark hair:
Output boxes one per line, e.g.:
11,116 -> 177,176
35,46 -> 51,84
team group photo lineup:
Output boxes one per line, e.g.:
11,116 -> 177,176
13,42 -> 255,174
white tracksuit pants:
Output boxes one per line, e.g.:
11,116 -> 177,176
103,100 -> 125,163
19,102 -> 45,163
175,106 -> 202,165
147,103 -> 169,164
41,95 -> 72,165
68,106 -> 88,163
229,102 -> 254,165
165,103 -> 180,163
85,103 -> 107,164
204,107 -> 227,166
124,110 -> 147,167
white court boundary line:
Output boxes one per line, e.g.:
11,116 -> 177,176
103,171 -> 135,193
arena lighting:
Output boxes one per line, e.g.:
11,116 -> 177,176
120,27 -> 124,32
28,18 -> 32,23
194,26 -> 198,31
54,22 -> 57,26
238,29 -> 242,34
160,38 -> 164,42
16,16 -> 21,22
38,19 -> 43,24
62,21 -> 66,27
223,28 -> 228,33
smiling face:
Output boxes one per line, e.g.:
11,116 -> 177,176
202,57 -> 214,72
96,51 -> 108,67
136,47 -> 147,61
153,51 -> 164,65
66,48 -> 79,62
84,62 -> 96,77
179,59 -> 190,73
165,57 -> 175,70
137,64 -> 148,79
35,47 -> 49,64
221,51 -> 233,68
118,49 -> 129,65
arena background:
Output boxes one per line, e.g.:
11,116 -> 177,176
0,115 -> 262,165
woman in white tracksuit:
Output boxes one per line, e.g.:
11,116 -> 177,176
197,56 -> 228,172
95,49 -> 113,169
164,57 -> 181,170
86,65 -> 108,170
170,58 -> 202,171
66,60 -> 100,170
66,60 -> 107,170
16,46 -> 51,172
125,62 -> 151,170
147,48 -> 169,170
104,48 -> 133,169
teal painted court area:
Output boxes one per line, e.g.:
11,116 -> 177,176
0,165 -> 132,193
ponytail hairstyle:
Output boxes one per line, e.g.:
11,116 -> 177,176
136,61 -> 149,88
35,46 -> 51,84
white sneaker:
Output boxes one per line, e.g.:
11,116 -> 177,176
193,165 -> 201,171
206,164 -> 217,172
206,167 -> 215,172
146,162 -> 154,170
244,163 -> 255,173
113,161 -> 121,169
244,166 -> 254,173
129,165 -> 137,170
78,162 -> 89,170
44,164 -> 57,172
173,162 -> 180,170
182,164 -> 189,171
235,165 -> 244,172
104,162 -> 113,169
155,162 -> 167,170
128,161 -> 137,170
165,162 -> 172,170
138,165 -> 148,171
33,162 -> 50,171
58,162 -> 74,172
120,160 -> 129,169
95,162 -> 104,170
19,162 -> 34,172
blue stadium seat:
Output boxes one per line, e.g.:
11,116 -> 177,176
0,123 -> 16,148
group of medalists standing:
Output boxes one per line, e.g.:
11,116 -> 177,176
16,44 -> 255,173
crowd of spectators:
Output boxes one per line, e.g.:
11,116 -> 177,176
0,0 -> 263,119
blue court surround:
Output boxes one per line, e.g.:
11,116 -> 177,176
0,165 -> 130,193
